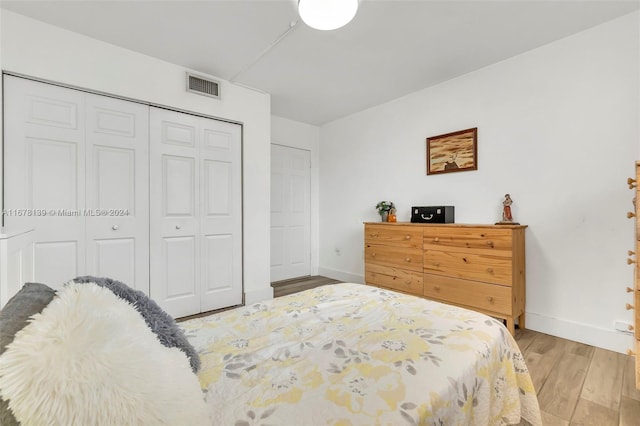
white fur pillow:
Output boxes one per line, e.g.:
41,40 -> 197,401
0,283 -> 210,425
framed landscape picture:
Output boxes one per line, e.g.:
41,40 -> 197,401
426,127 -> 477,175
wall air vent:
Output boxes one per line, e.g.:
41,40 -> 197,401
186,73 -> 220,99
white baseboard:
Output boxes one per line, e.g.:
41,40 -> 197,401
244,287 -> 274,305
526,312 -> 634,355
318,267 -> 364,284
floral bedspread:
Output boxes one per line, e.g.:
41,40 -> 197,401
180,283 -> 541,426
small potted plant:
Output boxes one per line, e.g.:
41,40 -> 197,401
375,201 -> 395,222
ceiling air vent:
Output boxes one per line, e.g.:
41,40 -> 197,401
186,73 -> 220,99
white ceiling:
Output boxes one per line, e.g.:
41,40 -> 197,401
1,0 -> 638,125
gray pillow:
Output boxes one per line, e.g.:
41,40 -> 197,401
0,282 -> 57,355
0,282 -> 57,426
72,276 -> 200,373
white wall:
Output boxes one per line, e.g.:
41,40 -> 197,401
0,11 -> 273,304
319,12 -> 640,353
271,116 -> 320,276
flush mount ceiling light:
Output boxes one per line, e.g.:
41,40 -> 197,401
298,0 -> 359,31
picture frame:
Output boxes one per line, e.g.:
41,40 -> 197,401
426,127 -> 478,175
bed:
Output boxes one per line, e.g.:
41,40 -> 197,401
181,283 -> 541,426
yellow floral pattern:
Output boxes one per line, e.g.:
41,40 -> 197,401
180,283 -> 541,426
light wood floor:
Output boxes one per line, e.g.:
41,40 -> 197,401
515,328 -> 640,426
272,277 -> 640,426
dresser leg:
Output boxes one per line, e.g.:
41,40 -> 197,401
518,312 -> 526,330
506,317 -> 515,336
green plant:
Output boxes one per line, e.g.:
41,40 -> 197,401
375,201 -> 395,216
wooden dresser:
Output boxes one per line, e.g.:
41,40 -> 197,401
364,222 -> 527,335
627,161 -> 640,389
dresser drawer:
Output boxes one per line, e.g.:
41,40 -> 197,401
366,244 -> 423,272
423,227 -> 513,253
365,224 -> 422,249
424,249 -> 512,285
365,263 -> 423,295
423,274 -> 512,315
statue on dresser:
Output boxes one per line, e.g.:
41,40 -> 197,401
497,194 -> 519,225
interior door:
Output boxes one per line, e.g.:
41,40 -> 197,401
270,144 -> 311,282
85,94 -> 149,293
4,76 -> 86,287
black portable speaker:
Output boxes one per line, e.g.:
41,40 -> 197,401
410,206 -> 455,223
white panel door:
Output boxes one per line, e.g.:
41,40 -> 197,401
150,108 -> 200,317
4,76 -> 86,288
200,118 -> 242,311
270,144 -> 311,282
85,94 -> 149,293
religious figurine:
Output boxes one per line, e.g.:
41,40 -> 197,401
502,194 -> 513,222
497,194 -> 519,225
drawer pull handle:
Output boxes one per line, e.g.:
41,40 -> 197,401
627,349 -> 636,356
433,237 -> 440,242
370,233 -> 379,238
405,235 -> 411,240
486,241 -> 494,248
434,286 -> 440,292
628,211 -> 636,219
486,268 -> 494,274
371,253 -> 377,257
625,303 -> 635,310
433,262 -> 440,267
628,258 -> 637,265
405,257 -> 412,262
628,324 -> 635,332
627,287 -> 635,293
112,225 -> 119,231
486,296 -> 494,302
629,177 -> 637,189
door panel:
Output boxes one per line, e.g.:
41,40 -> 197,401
28,138 -> 79,209
203,234 -> 233,293
4,76 -> 85,289
27,96 -> 78,129
33,241 -> 78,285
93,146 -> 135,211
85,94 -> 149,293
94,238 -> 136,285
270,144 -> 311,282
163,155 -> 196,217
204,160 -> 232,215
164,236 -> 197,299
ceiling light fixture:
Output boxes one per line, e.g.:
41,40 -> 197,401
298,0 -> 358,31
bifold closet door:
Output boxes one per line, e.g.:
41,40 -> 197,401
150,107 -> 242,318
4,76 -> 86,286
4,76 -> 149,292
